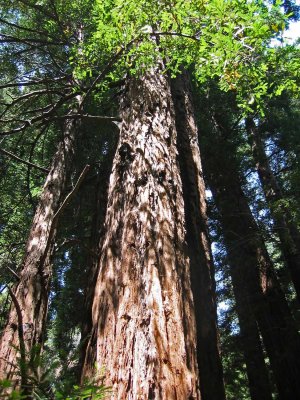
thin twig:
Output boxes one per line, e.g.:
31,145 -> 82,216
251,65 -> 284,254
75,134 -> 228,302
0,32 -> 66,46
153,31 -> 199,41
57,238 -> 98,258
0,92 -> 78,136
42,165 -> 91,259
0,147 -> 49,173
80,50 -> 125,108
52,114 -> 121,122
5,266 -> 21,281
0,76 -> 68,90
53,165 -> 91,222
0,17 -> 63,41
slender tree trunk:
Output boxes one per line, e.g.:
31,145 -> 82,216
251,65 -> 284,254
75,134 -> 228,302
201,122 -> 300,400
82,66 -> 200,399
0,117 -> 78,391
246,117 -> 300,303
171,73 -> 226,400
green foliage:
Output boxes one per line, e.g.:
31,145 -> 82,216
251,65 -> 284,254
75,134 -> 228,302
0,376 -> 110,400
57,371 -> 111,400
0,344 -> 110,400
69,0 -> 299,114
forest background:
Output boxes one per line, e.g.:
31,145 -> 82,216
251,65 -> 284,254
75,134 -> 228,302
0,0 -> 300,399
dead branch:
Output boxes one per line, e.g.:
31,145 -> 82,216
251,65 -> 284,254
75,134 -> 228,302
42,164 -> 91,261
53,114 -> 121,122
0,92 -> 78,136
5,266 -> 21,281
53,165 -> 91,223
0,147 -> 49,173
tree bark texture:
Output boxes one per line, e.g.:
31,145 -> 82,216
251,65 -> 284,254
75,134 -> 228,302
79,139 -> 118,374
171,73 -> 226,400
246,117 -> 300,303
230,260 -> 273,400
201,124 -> 300,400
0,118 -> 78,389
82,66 -> 200,399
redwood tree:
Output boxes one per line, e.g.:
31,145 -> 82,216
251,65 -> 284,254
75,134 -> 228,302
1,0 -> 299,398
82,66 -> 201,399
171,72 -> 226,400
0,116 -> 80,392
246,117 -> 300,303
200,110 -> 300,399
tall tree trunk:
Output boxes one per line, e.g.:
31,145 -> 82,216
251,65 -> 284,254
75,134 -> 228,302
230,257 -> 273,400
0,117 -> 78,392
82,66 -> 200,399
79,137 -> 118,375
171,73 -> 226,400
201,122 -> 300,400
246,117 -> 300,303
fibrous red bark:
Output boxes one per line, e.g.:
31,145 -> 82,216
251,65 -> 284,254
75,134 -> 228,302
0,118 -> 78,391
82,66 -> 200,399
79,135 -> 118,375
171,73 -> 226,400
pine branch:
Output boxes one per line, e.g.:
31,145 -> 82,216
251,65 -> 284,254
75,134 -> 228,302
1,88 -> 65,107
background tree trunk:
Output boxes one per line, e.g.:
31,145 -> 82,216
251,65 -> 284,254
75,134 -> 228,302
230,258 -> 273,400
246,117 -> 300,303
0,117 -> 78,391
171,73 -> 226,400
82,67 -> 200,399
79,142 -> 117,375
201,121 -> 300,400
